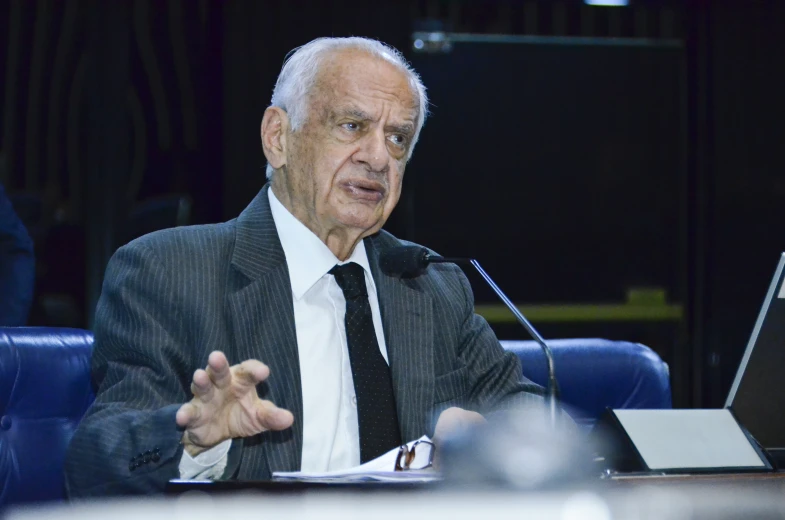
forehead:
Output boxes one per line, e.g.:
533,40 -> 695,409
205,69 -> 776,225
313,50 -> 419,121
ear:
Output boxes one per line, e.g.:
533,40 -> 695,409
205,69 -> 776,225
261,106 -> 289,170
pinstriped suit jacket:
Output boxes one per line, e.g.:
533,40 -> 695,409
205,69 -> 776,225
64,184 -> 542,497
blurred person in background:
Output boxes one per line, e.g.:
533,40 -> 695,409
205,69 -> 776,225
65,37 -> 547,497
0,178 -> 35,326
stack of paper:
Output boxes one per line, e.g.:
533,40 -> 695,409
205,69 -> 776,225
272,436 -> 441,483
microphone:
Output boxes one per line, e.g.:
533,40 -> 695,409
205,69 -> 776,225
380,245 -> 561,427
379,244 -> 461,277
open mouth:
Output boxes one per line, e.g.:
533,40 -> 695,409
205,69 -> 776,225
342,180 -> 386,202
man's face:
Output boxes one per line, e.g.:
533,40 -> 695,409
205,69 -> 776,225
281,50 -> 419,240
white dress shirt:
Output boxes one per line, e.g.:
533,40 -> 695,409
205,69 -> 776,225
179,188 -> 389,479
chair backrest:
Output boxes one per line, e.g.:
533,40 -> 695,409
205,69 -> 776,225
0,327 -> 94,507
501,338 -> 672,428
0,329 -> 669,506
121,194 -> 192,246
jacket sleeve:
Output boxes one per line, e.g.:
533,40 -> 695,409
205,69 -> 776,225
453,265 -> 546,412
0,182 -> 35,326
64,240 -> 241,497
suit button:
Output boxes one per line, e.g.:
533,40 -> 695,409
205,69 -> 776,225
129,462 -> 136,472
0,416 -> 11,430
152,452 -> 161,463
143,454 -> 151,463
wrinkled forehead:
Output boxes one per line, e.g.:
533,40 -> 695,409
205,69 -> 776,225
311,49 -> 419,121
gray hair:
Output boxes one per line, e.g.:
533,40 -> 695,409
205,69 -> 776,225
265,37 -> 428,180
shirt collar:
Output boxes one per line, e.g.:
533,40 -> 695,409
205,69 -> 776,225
268,188 -> 376,300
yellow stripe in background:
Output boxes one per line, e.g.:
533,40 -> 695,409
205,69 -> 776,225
475,303 -> 684,323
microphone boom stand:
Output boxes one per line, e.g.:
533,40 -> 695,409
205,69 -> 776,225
435,256 -> 560,428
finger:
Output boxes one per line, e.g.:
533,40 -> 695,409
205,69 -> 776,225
190,369 -> 214,403
232,360 -> 270,389
176,401 -> 201,428
205,351 -> 231,389
255,401 -> 294,431
191,368 -> 213,395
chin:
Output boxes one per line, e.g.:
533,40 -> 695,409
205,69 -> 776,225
337,213 -> 384,234
344,219 -> 383,234
334,204 -> 383,226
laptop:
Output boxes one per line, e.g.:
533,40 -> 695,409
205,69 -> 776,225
726,252 -> 785,459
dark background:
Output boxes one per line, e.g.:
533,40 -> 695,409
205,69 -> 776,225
1,0 -> 784,410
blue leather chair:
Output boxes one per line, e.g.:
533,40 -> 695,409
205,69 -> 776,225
501,339 -> 672,429
0,328 -> 670,507
0,328 -> 93,508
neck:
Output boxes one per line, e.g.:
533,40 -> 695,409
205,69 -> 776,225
322,228 -> 364,262
270,181 -> 364,262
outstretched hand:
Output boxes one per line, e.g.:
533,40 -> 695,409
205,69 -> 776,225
176,351 -> 294,457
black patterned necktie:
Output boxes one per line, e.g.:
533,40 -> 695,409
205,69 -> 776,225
329,262 -> 402,463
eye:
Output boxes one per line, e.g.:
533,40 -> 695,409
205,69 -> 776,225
388,134 -> 408,148
341,122 -> 360,132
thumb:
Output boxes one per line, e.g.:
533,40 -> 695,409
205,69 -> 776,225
257,403 -> 294,431
176,402 -> 201,428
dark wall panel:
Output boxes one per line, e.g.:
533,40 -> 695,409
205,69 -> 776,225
400,40 -> 685,305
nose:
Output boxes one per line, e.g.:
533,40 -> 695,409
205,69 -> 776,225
353,128 -> 389,173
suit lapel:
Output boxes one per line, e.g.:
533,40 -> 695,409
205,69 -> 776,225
366,235 -> 434,443
227,185 -> 303,474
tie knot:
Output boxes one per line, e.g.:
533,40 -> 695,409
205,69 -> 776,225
330,262 -> 368,300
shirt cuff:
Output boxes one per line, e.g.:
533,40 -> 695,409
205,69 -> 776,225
178,439 -> 232,480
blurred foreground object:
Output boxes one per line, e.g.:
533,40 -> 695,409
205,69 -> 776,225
439,402 -> 596,490
0,182 -> 35,326
7,487 -> 785,520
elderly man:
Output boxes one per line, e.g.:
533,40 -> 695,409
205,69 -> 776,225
65,37 -> 542,497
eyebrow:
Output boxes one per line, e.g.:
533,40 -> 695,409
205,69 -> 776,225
333,107 -> 373,122
333,107 -> 415,137
387,122 -> 415,137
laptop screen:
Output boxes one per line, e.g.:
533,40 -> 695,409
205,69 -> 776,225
726,253 -> 785,449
